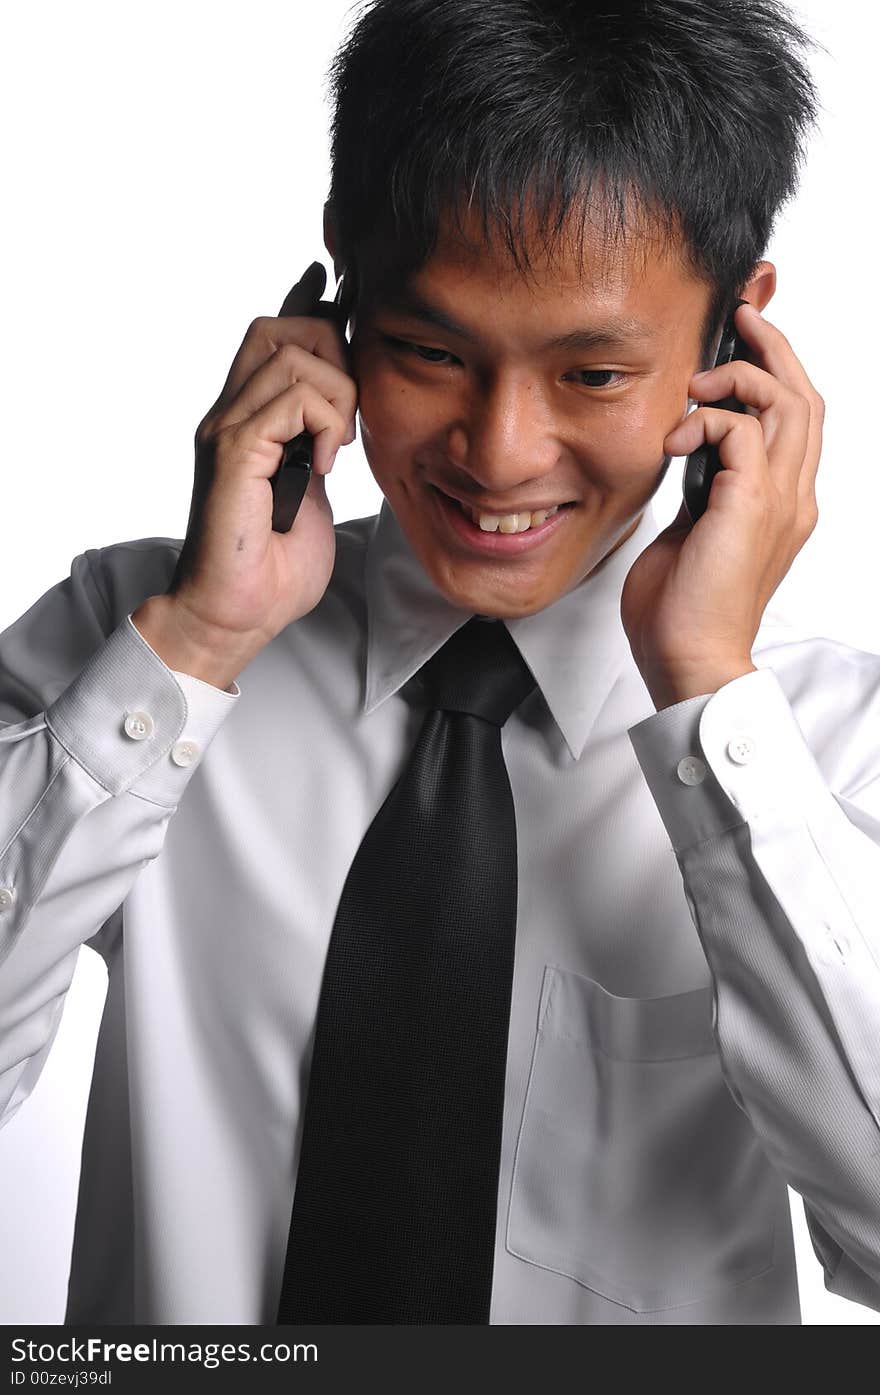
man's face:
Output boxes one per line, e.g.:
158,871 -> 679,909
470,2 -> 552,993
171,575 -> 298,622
348,207 -> 714,618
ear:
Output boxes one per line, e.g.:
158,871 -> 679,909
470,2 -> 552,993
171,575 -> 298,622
323,200 -> 346,282
739,260 -> 776,314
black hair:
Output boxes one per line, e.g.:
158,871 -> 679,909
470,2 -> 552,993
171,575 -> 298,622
325,0 -> 823,366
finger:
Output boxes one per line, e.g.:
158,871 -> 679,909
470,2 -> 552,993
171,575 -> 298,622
689,357 -> 784,414
730,302 -> 819,405
664,407 -> 771,489
277,261 -> 327,318
217,313 -> 351,409
691,326 -> 822,505
691,324 -> 818,443
731,302 -> 825,493
207,259 -> 330,411
223,380 -> 349,478
685,363 -> 811,491
736,305 -> 827,510
218,341 -> 357,442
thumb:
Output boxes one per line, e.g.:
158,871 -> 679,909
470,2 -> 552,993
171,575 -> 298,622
277,261 -> 327,318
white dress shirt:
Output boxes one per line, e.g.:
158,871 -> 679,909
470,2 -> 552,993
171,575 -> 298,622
2,496 -> 880,1325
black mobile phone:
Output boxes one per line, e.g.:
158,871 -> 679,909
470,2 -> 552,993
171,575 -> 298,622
270,271 -> 351,533
682,297 -> 751,525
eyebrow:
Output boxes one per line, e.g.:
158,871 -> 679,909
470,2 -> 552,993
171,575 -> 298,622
380,288 -> 656,351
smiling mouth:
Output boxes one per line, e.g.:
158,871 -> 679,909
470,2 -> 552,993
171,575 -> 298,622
432,486 -> 577,533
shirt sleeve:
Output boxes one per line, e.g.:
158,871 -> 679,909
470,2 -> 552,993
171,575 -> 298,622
0,545 -> 240,1126
627,663 -> 880,1315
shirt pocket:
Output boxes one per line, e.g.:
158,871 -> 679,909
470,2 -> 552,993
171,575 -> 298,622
506,963 -> 777,1313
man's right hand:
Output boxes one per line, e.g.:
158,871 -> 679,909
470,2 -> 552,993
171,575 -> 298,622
131,261 -> 357,690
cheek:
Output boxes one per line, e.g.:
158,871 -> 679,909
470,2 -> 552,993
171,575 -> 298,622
573,405 -> 661,491
353,360 -> 438,500
583,381 -> 686,487
354,356 -> 429,447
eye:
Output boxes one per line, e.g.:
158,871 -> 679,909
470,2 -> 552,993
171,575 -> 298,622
567,369 -> 627,389
379,334 -> 457,365
378,334 -> 628,388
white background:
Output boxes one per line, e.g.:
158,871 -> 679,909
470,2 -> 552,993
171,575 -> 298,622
1,0 -> 877,1325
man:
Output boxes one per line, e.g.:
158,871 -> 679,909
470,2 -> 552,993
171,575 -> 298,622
2,0 -> 879,1324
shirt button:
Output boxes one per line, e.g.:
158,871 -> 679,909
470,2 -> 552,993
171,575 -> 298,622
123,710 -> 154,741
170,739 -> 200,767
726,733 -> 756,765
676,755 -> 707,786
0,887 -> 15,912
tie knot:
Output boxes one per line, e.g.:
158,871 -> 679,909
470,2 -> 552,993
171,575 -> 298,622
401,617 -> 537,727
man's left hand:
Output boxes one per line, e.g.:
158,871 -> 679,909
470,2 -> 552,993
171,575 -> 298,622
620,300 -> 825,711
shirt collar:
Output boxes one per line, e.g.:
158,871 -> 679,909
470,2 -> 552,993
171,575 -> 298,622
363,497 -> 663,761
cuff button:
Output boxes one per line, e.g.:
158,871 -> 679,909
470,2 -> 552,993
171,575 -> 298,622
123,709 -> 155,741
726,733 -> 756,765
676,755 -> 707,786
0,886 -> 15,913
171,739 -> 200,767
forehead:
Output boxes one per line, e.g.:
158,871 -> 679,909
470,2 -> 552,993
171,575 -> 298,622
369,197 -> 710,341
427,196 -> 696,299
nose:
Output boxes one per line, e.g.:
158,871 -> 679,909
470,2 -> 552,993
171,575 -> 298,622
445,372 -> 559,496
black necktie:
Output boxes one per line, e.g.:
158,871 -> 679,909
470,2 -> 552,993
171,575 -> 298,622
275,615 -> 537,1324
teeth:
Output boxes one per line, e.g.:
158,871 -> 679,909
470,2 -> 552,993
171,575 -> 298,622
457,501 -> 561,532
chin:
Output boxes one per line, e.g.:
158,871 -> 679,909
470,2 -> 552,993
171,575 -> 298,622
423,554 -> 559,619
389,488 -> 572,616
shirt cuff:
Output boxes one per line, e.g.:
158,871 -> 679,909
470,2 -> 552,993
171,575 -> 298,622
44,613 -> 240,805
631,666 -> 880,1136
627,666 -> 830,853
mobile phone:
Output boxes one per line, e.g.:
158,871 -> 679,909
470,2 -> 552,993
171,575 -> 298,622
270,271 -> 351,532
682,297 -> 751,525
